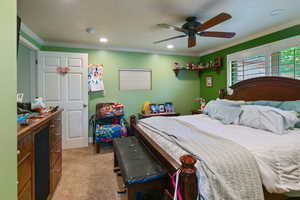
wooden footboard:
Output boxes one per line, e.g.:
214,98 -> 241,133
130,115 -> 198,200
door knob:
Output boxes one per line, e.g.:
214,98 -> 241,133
83,104 -> 87,108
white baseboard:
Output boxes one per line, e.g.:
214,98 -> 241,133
88,137 -> 93,144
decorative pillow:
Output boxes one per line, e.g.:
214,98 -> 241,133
204,100 -> 242,124
239,105 -> 300,135
216,99 -> 246,107
248,100 -> 283,108
279,100 -> 300,128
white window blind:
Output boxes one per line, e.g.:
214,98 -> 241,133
231,56 -> 266,85
119,69 -> 152,90
271,47 -> 300,79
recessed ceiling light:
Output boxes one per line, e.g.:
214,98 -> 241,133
99,37 -> 108,43
167,44 -> 174,49
270,9 -> 285,16
86,27 -> 96,34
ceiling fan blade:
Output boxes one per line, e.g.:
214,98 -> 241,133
154,35 -> 186,44
157,23 -> 185,33
198,31 -> 236,38
197,13 -> 232,31
188,36 -> 196,48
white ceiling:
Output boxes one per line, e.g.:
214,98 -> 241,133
18,0 -> 300,56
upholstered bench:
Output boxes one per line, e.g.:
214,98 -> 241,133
113,136 -> 167,200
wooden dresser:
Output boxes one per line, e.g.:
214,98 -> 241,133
17,110 -> 63,200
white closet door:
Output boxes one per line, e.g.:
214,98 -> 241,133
38,52 -> 88,149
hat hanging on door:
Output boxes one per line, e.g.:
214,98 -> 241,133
56,66 -> 70,75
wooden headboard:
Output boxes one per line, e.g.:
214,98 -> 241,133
222,77 -> 300,101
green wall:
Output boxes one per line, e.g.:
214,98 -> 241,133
41,46 -> 200,122
0,0 -> 17,199
199,24 -> 300,101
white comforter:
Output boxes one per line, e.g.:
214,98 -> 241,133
139,114 -> 300,194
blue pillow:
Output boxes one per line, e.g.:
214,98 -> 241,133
240,105 -> 300,135
279,100 -> 300,113
249,100 -> 300,128
279,100 -> 300,128
248,100 -> 283,108
204,100 -> 242,124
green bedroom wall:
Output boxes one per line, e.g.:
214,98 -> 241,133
199,24 -> 300,101
41,46 -> 200,123
0,0 -> 17,199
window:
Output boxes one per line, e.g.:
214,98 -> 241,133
227,35 -> 300,86
119,69 -> 152,90
231,56 -> 266,85
271,47 -> 300,79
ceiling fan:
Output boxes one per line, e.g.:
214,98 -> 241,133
154,12 -> 236,48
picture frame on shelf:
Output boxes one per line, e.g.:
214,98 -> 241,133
150,104 -> 158,113
164,102 -> 173,113
158,104 -> 165,113
205,76 -> 213,88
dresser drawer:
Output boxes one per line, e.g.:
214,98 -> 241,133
18,155 -> 32,194
49,119 -> 61,133
50,159 -> 62,193
50,142 -> 62,169
17,134 -> 32,162
18,180 -> 32,200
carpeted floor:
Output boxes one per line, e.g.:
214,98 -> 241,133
52,145 -> 124,200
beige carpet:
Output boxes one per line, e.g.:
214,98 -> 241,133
52,145 -> 124,200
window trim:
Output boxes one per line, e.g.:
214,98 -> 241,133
227,34 -> 300,88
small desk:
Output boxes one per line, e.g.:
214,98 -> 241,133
139,112 -> 180,119
191,110 -> 203,115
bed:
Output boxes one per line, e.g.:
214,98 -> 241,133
130,77 -> 300,200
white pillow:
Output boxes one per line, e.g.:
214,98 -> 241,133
239,105 -> 300,135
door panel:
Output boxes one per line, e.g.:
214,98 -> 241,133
68,57 -> 82,68
38,52 -> 88,149
44,72 -> 61,102
68,110 -> 83,139
68,73 -> 82,101
45,56 -> 60,67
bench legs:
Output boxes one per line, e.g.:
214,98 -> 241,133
127,187 -> 136,200
96,142 -> 101,153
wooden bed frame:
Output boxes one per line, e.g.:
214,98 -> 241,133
130,77 -> 300,200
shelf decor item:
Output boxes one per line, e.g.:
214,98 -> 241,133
164,102 -> 173,113
158,104 -> 165,113
150,104 -> 159,114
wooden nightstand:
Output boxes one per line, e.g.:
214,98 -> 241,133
191,110 -> 203,115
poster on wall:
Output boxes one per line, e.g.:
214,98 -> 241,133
88,64 -> 105,92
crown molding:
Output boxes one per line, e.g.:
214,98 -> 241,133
20,23 -> 45,45
43,41 -> 199,57
19,36 -> 39,51
198,19 -> 300,57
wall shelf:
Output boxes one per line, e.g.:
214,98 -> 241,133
173,66 -> 221,77
173,56 -> 222,77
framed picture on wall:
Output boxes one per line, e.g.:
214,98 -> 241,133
205,76 -> 213,88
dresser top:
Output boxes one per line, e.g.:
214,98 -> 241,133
18,109 -> 63,138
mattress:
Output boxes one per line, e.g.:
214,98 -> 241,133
138,114 -> 300,195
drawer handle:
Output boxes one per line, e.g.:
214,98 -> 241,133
50,124 -> 55,128
17,150 -> 20,155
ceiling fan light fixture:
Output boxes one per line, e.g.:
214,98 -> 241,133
99,37 -> 108,43
167,44 -> 174,49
